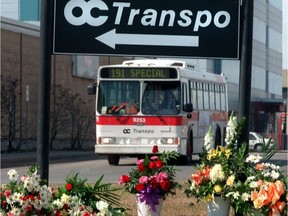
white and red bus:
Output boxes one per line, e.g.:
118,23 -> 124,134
88,59 -> 228,165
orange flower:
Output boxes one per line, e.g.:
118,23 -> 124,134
269,204 -> 280,216
257,179 -> 263,187
256,163 -> 265,171
251,187 -> 268,209
192,172 -> 202,185
202,167 -> 210,179
275,201 -> 286,212
267,181 -> 285,204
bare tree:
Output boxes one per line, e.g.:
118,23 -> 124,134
49,85 -> 71,149
1,75 -> 21,152
65,93 -> 94,149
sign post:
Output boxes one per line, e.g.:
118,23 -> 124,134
37,0 -> 53,182
237,0 -> 254,159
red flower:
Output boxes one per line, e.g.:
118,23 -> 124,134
149,161 -> 156,169
155,160 -> 163,168
120,175 -> 130,183
1,200 -> 7,207
161,179 -> 171,191
138,163 -> 145,172
149,179 -> 159,189
66,183 -> 73,191
135,183 -> 145,191
25,204 -> 33,212
63,203 -> 69,210
152,145 -> 159,153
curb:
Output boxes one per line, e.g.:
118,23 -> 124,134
1,150 -> 98,168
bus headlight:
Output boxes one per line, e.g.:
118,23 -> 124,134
161,138 -> 179,144
98,137 -> 116,144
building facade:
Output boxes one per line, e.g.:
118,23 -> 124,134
1,0 -> 286,147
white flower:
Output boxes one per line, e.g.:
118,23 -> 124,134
245,154 -> 262,163
61,193 -> 71,204
225,115 -> 238,145
204,127 -> 213,152
7,169 -> 19,181
270,170 -> 280,179
209,164 -> 225,183
96,200 -> 112,215
96,200 -> 109,212
233,191 -> 240,199
246,176 -> 256,182
241,193 -> 250,201
249,181 -> 258,188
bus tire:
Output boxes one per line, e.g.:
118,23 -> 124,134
214,124 -> 221,148
108,155 -> 120,165
178,130 -> 193,165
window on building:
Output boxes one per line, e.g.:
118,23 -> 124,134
72,55 -> 99,80
20,0 -> 40,21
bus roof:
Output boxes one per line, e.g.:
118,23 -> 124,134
122,59 -> 195,69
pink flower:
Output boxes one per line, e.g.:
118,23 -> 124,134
139,176 -> 149,184
136,159 -> 144,165
4,190 -> 11,197
150,156 -> 158,161
156,172 -> 168,183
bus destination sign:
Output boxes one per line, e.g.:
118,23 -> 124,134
53,0 -> 240,59
100,68 -> 178,79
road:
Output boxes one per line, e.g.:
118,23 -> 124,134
1,150 -> 287,185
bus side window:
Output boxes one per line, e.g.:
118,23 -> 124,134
209,84 -> 215,110
197,82 -> 204,110
191,81 -> 197,110
220,85 -> 226,111
215,85 -> 221,110
203,83 -> 209,110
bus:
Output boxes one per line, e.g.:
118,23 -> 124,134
88,59 -> 228,165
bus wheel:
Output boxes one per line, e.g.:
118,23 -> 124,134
108,155 -> 120,165
178,131 -> 193,165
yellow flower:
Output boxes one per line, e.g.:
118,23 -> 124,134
205,194 -> 214,202
207,149 -> 217,161
224,148 -> 231,158
214,185 -> 222,193
226,175 -> 235,187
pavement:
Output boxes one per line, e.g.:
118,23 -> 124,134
1,150 -> 100,169
1,149 -> 287,169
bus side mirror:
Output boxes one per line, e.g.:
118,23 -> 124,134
183,103 -> 193,112
87,83 -> 96,95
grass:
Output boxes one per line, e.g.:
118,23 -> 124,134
114,186 -> 235,216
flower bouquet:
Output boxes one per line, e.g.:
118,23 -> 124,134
185,113 -> 288,216
118,145 -> 181,214
1,165 -> 125,216
184,114 -> 245,204
52,173 -> 125,216
1,166 -> 54,215
227,146 -> 287,215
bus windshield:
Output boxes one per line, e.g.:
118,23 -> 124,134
142,81 -> 180,115
97,81 -> 140,115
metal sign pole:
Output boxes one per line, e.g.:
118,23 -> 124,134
37,0 -> 53,182
238,0 -> 254,155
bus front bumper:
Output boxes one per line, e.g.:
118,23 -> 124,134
95,144 -> 187,155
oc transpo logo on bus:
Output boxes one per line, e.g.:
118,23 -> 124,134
123,129 -> 131,134
53,0 -> 240,59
